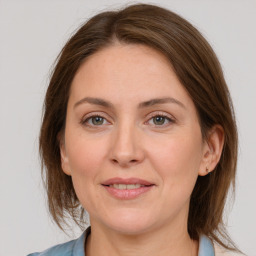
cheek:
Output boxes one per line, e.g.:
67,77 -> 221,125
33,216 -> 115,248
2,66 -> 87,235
65,133 -> 109,210
148,130 -> 203,188
152,135 -> 202,218
65,130 -> 108,180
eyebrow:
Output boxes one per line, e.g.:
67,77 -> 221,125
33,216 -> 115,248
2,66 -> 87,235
74,97 -> 114,109
74,97 -> 185,109
138,97 -> 186,109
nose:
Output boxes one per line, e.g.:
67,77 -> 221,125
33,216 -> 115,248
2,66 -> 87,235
109,122 -> 145,167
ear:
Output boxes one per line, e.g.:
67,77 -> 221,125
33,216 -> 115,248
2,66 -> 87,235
58,132 -> 72,176
198,125 -> 225,176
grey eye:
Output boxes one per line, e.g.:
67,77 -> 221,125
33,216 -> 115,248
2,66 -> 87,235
152,116 -> 167,125
91,116 -> 104,125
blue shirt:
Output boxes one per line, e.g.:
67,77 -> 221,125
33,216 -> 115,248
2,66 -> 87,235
28,228 -> 215,256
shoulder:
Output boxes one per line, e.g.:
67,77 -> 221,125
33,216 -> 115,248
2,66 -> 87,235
214,243 -> 245,256
27,229 -> 88,256
27,239 -> 77,256
199,235 -> 245,256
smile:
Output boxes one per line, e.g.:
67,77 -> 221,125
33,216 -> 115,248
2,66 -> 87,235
102,177 -> 155,200
109,184 -> 148,189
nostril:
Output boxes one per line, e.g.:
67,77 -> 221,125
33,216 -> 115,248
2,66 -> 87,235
111,158 -> 138,166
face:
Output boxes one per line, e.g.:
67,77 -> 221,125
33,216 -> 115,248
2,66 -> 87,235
60,43 -> 210,235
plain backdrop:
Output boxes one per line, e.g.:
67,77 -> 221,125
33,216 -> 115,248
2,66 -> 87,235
0,0 -> 255,255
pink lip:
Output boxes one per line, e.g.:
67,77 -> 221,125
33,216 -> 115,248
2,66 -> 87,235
102,177 -> 153,186
101,177 -> 155,200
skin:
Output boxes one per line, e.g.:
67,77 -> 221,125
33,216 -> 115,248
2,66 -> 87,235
60,42 -> 224,256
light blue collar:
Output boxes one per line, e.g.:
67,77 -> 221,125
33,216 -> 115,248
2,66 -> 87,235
73,230 -> 87,256
76,229 -> 215,256
29,228 -> 215,256
198,234 -> 215,256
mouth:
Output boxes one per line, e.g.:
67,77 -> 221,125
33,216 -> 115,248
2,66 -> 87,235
101,177 -> 155,199
102,177 -> 154,187
106,184 -> 152,189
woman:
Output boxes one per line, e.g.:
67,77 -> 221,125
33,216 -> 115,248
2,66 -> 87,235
29,3 -> 244,256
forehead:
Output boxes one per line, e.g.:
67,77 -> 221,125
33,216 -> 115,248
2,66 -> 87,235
70,43 -> 193,109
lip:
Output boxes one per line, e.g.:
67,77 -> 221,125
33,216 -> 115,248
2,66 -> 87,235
101,177 -> 155,200
102,177 -> 154,186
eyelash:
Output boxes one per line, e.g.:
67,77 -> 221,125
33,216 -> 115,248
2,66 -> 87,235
80,113 -> 110,127
81,112 -> 175,128
146,112 -> 175,127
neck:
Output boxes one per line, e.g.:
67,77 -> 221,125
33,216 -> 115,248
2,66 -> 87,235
85,220 -> 198,256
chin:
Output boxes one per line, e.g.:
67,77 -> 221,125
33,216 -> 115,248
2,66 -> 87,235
101,210 -> 157,235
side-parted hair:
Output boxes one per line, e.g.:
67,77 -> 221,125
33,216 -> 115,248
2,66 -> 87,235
39,3 -> 238,251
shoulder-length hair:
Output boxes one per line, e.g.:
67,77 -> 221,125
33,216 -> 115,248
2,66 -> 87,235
39,3 -> 238,250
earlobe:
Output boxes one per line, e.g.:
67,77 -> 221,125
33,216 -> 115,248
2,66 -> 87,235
59,134 -> 72,176
198,125 -> 224,176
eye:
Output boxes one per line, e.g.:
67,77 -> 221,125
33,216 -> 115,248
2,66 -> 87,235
152,116 -> 168,125
147,113 -> 175,127
81,115 -> 109,127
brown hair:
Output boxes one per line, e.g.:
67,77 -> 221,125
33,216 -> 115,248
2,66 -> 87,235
39,3 -> 238,250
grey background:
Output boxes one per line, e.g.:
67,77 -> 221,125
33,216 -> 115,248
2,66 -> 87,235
0,0 -> 255,255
